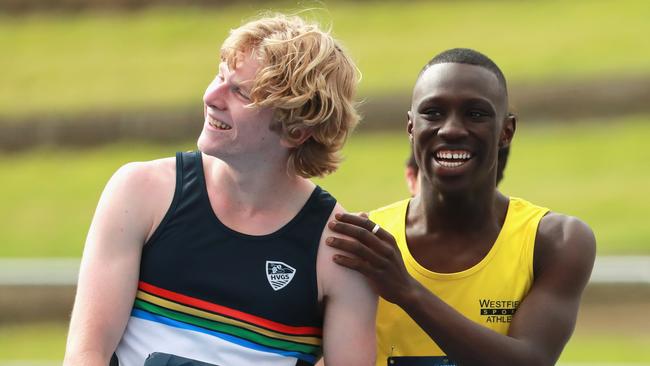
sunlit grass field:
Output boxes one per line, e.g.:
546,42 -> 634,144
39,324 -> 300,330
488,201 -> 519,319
1,0 -> 649,119
1,115 -> 649,257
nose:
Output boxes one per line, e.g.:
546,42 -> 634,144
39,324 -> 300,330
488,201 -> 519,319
437,111 -> 468,141
203,77 -> 228,111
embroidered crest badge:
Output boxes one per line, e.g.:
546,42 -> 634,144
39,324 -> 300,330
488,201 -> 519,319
266,261 -> 296,291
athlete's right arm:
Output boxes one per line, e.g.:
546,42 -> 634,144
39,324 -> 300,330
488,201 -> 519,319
63,160 -> 173,365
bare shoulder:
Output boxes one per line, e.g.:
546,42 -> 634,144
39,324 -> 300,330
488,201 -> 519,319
315,203 -> 377,364
98,157 -> 177,243
88,154 -> 177,261
536,212 -> 596,260
105,157 -> 175,202
316,203 -> 368,299
317,203 -> 350,262
534,212 -> 596,289
110,157 -> 175,190
316,204 -> 346,292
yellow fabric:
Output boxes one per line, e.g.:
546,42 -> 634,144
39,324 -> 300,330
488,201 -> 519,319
370,197 -> 549,363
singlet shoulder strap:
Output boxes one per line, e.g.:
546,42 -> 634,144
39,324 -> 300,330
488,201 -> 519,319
144,151 -> 201,245
178,150 -> 202,188
308,186 -> 337,221
176,150 -> 205,208
289,186 -> 337,243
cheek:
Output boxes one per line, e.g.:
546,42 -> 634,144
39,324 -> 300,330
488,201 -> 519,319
231,107 -> 253,123
256,105 -> 275,119
414,124 -> 435,145
251,108 -> 275,126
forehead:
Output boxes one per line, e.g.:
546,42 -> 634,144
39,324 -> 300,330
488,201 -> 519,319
412,63 -> 506,110
222,50 -> 263,79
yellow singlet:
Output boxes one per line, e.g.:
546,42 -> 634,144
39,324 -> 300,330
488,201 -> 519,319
370,197 -> 549,366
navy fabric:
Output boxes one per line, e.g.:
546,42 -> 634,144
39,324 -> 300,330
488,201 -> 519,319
139,151 -> 335,328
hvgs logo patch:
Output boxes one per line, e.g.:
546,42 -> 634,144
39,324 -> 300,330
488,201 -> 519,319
266,261 -> 296,291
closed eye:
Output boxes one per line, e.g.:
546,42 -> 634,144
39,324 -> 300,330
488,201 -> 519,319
231,86 -> 251,101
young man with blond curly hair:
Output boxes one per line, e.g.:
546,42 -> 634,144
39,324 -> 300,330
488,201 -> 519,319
64,14 -> 376,366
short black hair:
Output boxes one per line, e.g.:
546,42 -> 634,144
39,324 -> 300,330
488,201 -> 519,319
420,48 -> 508,96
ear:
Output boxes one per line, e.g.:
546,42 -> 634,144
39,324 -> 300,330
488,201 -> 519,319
280,127 -> 312,148
499,112 -> 517,148
407,111 -> 414,143
405,166 -> 419,196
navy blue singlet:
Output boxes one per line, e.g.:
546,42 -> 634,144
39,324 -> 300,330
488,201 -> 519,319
113,151 -> 336,366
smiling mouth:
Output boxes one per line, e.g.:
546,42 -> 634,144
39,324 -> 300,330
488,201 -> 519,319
434,149 -> 474,168
207,115 -> 232,130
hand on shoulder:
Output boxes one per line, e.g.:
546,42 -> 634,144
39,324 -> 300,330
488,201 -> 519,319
316,204 -> 377,365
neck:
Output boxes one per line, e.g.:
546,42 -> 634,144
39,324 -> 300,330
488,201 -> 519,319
203,152 -> 310,214
413,183 -> 500,234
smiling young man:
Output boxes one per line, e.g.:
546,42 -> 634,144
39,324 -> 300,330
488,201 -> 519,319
64,14 -> 376,366
326,48 -> 596,366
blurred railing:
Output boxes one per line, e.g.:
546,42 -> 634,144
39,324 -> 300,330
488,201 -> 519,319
1,256 -> 648,323
3,256 -> 649,287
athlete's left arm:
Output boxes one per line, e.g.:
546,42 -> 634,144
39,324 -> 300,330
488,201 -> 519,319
327,211 -> 595,366
317,204 -> 377,366
506,212 -> 596,364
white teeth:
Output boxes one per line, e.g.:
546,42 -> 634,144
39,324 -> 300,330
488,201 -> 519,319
434,150 -> 472,168
435,150 -> 472,161
207,116 -> 231,130
438,160 -> 464,168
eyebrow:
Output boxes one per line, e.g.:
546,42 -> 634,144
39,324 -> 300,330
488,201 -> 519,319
417,95 -> 496,108
232,79 -> 254,89
219,63 -> 253,93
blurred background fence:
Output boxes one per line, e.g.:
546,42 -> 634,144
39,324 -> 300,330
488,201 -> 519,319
1,0 -> 649,364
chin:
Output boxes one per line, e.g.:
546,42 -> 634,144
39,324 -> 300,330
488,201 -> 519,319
433,176 -> 473,195
197,134 -> 218,156
196,134 -> 208,152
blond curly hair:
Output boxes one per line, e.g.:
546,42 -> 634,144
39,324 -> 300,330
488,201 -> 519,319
220,13 -> 360,178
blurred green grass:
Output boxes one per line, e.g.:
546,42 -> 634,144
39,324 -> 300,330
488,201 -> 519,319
1,115 -> 649,257
1,0 -> 649,119
561,334 -> 650,364
0,322 -> 67,361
